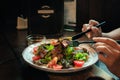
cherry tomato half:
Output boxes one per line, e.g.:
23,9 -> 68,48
73,60 -> 84,67
32,56 -> 41,61
33,46 -> 38,54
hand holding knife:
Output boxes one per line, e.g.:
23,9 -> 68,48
72,21 -> 106,40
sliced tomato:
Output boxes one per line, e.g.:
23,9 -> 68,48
53,64 -> 63,70
32,56 -> 41,61
73,60 -> 84,67
33,46 -> 38,54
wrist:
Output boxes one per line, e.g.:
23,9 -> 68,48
102,33 -> 110,38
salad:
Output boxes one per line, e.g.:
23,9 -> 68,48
32,39 -> 89,70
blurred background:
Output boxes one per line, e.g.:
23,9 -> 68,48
0,0 -> 120,32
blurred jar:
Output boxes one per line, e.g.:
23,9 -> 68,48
27,0 -> 64,37
26,34 -> 45,46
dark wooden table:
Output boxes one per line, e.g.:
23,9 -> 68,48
0,29 -> 115,80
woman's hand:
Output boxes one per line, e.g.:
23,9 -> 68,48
82,20 -> 102,39
93,37 -> 120,77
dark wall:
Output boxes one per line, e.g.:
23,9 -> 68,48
1,0 -> 120,32
76,0 -> 120,32
0,0 -> 25,30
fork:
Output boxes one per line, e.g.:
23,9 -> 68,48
70,40 -> 120,47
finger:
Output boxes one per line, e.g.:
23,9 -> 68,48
86,25 -> 93,38
93,42 -> 120,57
96,45 -> 113,66
93,37 -> 120,50
98,46 -> 120,67
87,32 -> 92,39
89,19 -> 99,26
82,24 -> 92,38
82,24 -> 89,32
95,44 -> 114,56
86,26 -> 102,38
98,53 -> 110,66
91,27 -> 102,37
94,42 -> 120,56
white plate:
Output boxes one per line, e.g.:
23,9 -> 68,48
22,42 -> 98,73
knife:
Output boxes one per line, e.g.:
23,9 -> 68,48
72,21 -> 106,40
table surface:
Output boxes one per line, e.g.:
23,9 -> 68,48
0,29 -> 115,80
